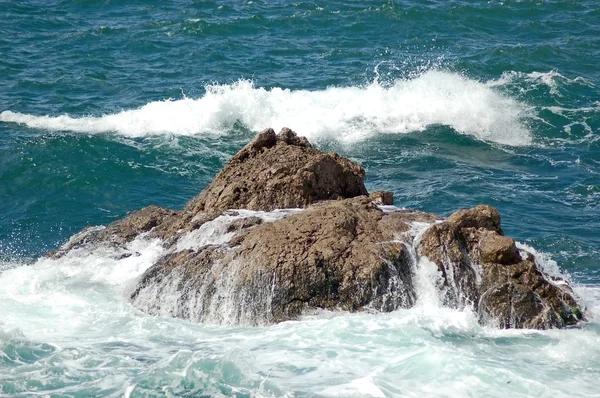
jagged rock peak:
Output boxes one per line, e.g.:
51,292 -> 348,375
184,127 -> 368,213
231,127 -> 312,163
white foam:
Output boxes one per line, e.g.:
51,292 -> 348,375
177,209 -> 300,251
0,236 -> 164,343
0,71 -> 532,145
321,375 -> 386,397
515,242 -> 567,280
405,221 -> 446,309
1,227 -> 600,396
488,70 -> 595,96
541,104 -> 600,140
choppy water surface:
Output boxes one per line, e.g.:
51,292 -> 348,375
1,1 -> 599,396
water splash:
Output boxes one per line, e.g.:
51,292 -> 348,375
1,210 -> 599,396
1,71 -> 532,145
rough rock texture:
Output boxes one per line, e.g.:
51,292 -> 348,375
50,128 -> 585,329
49,205 -> 177,258
131,197 -> 436,324
184,127 -> 368,213
419,205 -> 583,329
369,191 -> 394,206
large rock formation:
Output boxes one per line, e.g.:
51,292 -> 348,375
50,128 -> 585,329
130,197 -> 440,325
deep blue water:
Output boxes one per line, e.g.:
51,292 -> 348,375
1,1 -> 599,396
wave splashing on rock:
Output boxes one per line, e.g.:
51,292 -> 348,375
50,128 -> 584,329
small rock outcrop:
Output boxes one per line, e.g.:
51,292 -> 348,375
420,205 -> 582,329
50,128 -> 585,329
49,206 -> 177,258
369,191 -> 394,206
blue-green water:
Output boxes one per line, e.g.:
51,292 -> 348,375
1,1 -> 599,396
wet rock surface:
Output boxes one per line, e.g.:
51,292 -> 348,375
419,205 -> 583,329
131,198 -> 430,324
51,128 -> 585,329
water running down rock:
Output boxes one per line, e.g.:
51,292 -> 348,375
50,128 -> 584,329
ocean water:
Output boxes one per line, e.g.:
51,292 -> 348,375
1,0 -> 599,396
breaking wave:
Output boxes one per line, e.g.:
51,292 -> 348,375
0,71 -> 532,145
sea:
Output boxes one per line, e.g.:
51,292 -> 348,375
1,1 -> 599,396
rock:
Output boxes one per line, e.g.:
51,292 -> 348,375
184,127 -> 368,213
478,232 -> 518,264
370,191 -> 394,205
50,128 -> 585,330
131,197 -> 431,325
419,205 -> 583,329
478,255 -> 581,329
447,204 -> 502,233
50,205 -> 177,257
225,216 -> 263,233
109,205 -> 179,241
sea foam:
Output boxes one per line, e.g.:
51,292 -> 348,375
0,71 -> 532,145
1,210 -> 599,397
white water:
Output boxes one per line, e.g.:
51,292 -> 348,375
1,210 -> 600,396
0,71 -> 532,146
488,70 -> 596,97
176,208 -> 300,252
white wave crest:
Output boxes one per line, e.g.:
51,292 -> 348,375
0,71 -> 532,145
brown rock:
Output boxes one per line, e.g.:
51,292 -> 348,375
446,204 -> 502,233
478,232 -> 518,265
184,128 -> 368,213
109,205 -> 178,241
419,205 -> 583,329
225,216 -> 263,233
370,191 -> 394,205
479,253 -> 582,329
130,198 -> 435,324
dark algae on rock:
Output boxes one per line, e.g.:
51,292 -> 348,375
51,128 -> 585,329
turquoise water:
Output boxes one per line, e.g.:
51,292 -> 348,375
1,1 -> 599,396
